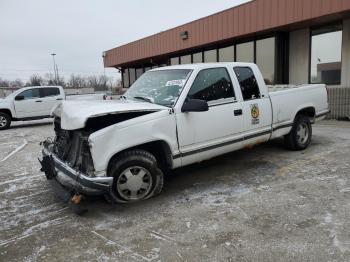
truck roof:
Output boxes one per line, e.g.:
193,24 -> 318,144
151,62 -> 256,71
23,86 -> 63,88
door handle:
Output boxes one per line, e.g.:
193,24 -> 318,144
35,100 -> 43,103
56,98 -> 63,100
234,109 -> 243,116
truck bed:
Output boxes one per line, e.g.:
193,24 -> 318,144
268,84 -> 320,93
267,84 -> 329,135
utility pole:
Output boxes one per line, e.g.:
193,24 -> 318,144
102,51 -> 110,93
51,53 -> 58,84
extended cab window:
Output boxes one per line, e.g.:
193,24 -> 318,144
42,87 -> 60,97
233,67 -> 261,101
188,68 -> 235,102
18,88 -> 40,99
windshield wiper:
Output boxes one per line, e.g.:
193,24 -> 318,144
133,96 -> 153,103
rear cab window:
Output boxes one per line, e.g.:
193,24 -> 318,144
188,67 -> 235,105
41,87 -> 60,97
233,67 -> 261,101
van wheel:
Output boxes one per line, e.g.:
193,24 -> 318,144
108,149 -> 164,203
0,112 -> 11,130
284,115 -> 312,151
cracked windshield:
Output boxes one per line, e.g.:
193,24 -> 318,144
125,69 -> 192,107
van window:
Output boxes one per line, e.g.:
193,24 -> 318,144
233,67 -> 261,100
42,87 -> 60,97
188,68 -> 235,102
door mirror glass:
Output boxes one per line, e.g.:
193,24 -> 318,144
181,99 -> 209,113
15,95 -> 24,101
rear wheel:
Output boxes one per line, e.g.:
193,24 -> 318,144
284,115 -> 312,150
0,112 -> 11,130
108,149 -> 164,203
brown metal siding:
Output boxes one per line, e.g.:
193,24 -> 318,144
104,0 -> 350,67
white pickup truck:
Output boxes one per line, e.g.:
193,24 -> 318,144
0,86 -> 110,130
40,63 -> 329,204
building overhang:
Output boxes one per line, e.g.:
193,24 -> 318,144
103,0 -> 350,68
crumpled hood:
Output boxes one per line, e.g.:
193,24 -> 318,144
52,100 -> 168,130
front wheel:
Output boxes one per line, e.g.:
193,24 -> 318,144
108,149 -> 164,203
284,115 -> 312,151
0,112 -> 11,130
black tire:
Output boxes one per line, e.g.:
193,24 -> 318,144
284,115 -> 312,151
108,149 -> 164,203
0,112 -> 11,130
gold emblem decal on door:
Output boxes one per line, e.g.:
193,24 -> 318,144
250,104 -> 260,125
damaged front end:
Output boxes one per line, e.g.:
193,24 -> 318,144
53,118 -> 95,177
40,117 -> 113,197
40,100 -> 166,210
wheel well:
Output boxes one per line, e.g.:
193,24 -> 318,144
107,140 -> 173,173
0,109 -> 12,119
295,107 -> 315,119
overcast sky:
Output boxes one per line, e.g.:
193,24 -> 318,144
0,0 -> 250,83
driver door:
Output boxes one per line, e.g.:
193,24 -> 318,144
14,88 -> 45,118
176,67 -> 244,165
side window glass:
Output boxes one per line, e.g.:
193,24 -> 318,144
233,67 -> 261,101
18,89 -> 40,99
42,88 -> 60,97
188,68 -> 235,102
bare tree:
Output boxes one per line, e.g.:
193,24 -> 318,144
10,79 -> 24,87
68,74 -> 86,89
55,75 -> 65,87
26,74 -> 44,86
44,73 -> 56,85
0,78 -> 9,87
1,73 -> 120,92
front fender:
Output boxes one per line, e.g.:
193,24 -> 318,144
89,112 -> 178,172
0,101 -> 15,118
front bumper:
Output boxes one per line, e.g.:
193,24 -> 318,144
40,148 -> 113,195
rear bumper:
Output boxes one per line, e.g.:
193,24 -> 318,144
40,148 -> 113,195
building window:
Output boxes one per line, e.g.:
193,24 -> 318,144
136,68 -> 144,79
256,37 -> 275,84
123,69 -> 129,88
219,45 -> 234,62
310,24 -> 342,85
129,68 -> 136,85
144,67 -> 151,72
170,57 -> 179,65
236,41 -> 254,63
233,67 -> 261,100
193,52 -> 203,63
188,68 -> 235,102
180,54 -> 191,64
204,49 -> 217,63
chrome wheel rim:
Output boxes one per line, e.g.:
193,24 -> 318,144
116,166 -> 153,201
0,116 -> 7,128
296,122 -> 309,145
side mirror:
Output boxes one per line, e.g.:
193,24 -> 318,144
181,98 -> 209,113
15,95 -> 24,101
